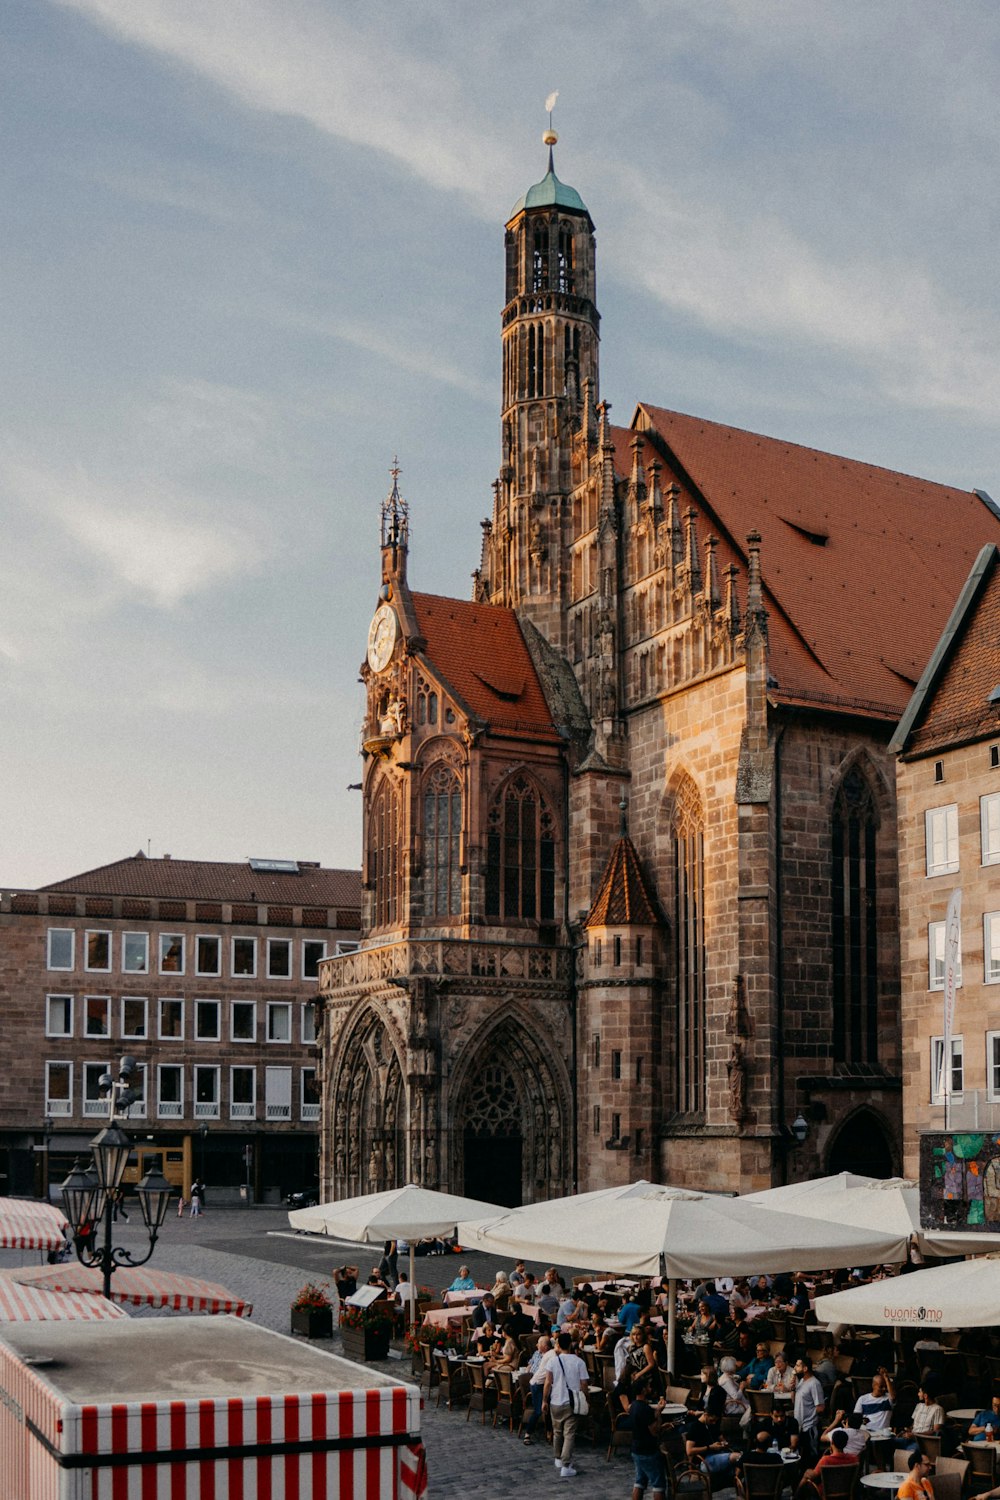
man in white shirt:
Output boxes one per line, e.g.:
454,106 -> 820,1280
793,1356 -> 825,1463
522,1335 -> 553,1444
542,1331 -> 589,1479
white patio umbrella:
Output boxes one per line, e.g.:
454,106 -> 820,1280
289,1184 -> 507,1327
746,1178 -> 1000,1260
457,1179 -> 910,1373
815,1253 -> 1000,1330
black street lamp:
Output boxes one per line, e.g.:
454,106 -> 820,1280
60,1057 -> 172,1298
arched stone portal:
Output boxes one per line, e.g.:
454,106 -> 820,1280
826,1106 -> 896,1179
451,1016 -> 569,1207
330,1005 -> 405,1199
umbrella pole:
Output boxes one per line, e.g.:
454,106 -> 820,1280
409,1243 -> 416,1330
667,1276 -> 677,1380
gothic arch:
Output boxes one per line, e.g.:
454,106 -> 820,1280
825,1104 -> 898,1179
484,770 -> 557,923
830,752 -> 887,1066
829,746 -> 891,825
329,1001 -> 406,1199
660,769 -> 706,1115
367,770 -> 403,929
449,1010 -> 570,1206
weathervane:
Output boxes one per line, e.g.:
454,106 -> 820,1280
544,90 -> 559,168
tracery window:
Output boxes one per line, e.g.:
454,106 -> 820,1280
369,777 -> 402,928
557,225 -> 574,292
424,763 -> 462,919
673,777 -> 705,1113
832,769 -> 878,1064
532,226 -> 549,291
485,775 -> 556,922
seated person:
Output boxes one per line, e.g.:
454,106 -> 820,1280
471,1327 -> 498,1357
897,1387 -> 945,1451
764,1353 -> 797,1394
334,1265 -> 358,1300
555,1291 -> 580,1327
685,1370 -> 741,1481
490,1270 -> 511,1299
771,1272 -> 795,1302
536,1282 -> 560,1319
738,1429 -> 785,1495
623,1327 -> 660,1387
896,1451 -> 935,1500
503,1304 -> 533,1340
730,1279 -> 753,1315
367,1265 -> 388,1288
543,1266 -> 566,1296
720,1307 -> 751,1352
719,1356 -> 751,1421
486,1332 -> 520,1373
786,1279 -> 811,1318
472,1292 -> 500,1329
444,1264 -> 476,1295
739,1340 -> 775,1390
577,1282 -> 599,1315
690,1299 -> 720,1341
816,1429 -> 858,1469
509,1260 -> 527,1287
619,1290 -> 643,1332
812,1347 -> 837,1393
517,1272 -> 538,1304
394,1273 -> 416,1307
759,1407 -> 800,1452
853,1371 -> 894,1432
969,1395 -> 1000,1441
819,1412 -> 869,1460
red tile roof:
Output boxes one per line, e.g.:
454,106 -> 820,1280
895,546 -> 1000,756
627,405 -> 1000,720
39,855 -> 361,907
585,836 -> 662,928
411,593 -> 560,741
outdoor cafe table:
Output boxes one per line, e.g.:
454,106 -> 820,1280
423,1306 -> 474,1329
948,1409 -> 980,1422
861,1473 -> 908,1491
444,1289 -> 486,1305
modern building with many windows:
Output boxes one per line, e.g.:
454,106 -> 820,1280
0,854 -> 360,1201
891,543 -> 1000,1170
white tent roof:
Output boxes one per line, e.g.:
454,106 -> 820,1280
457,1180 -> 909,1278
288,1183 -> 506,1241
815,1254 -> 1000,1329
745,1178 -> 1000,1259
742,1174 -> 905,1206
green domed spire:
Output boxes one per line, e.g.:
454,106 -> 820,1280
508,132 -> 589,221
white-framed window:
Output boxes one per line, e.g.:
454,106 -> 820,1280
931,1035 -> 964,1103
267,939 -> 291,979
266,1001 -> 292,1043
986,913 -> 1000,984
987,1032 -> 1000,1103
925,804 -> 959,876
301,1001 -> 317,1046
126,1064 -> 147,1119
928,921 -> 963,991
84,995 -> 110,1037
335,941 -> 359,955
83,1060 -> 111,1118
982,794 -> 1000,866
302,940 -> 327,979
265,1065 -> 292,1120
159,933 -> 184,974
231,1000 -> 256,1043
45,994 -> 73,1038
194,1065 -> 220,1119
85,930 -> 111,972
196,935 -> 221,976
157,1064 -> 183,1119
120,997 -> 148,1039
47,928 -> 74,971
194,999 -> 220,1041
301,1067 -> 320,1121
230,1065 -> 256,1120
158,998 -> 184,1040
121,932 -> 148,974
231,937 -> 257,977
45,1060 -> 72,1116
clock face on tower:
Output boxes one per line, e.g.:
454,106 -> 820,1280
367,603 -> 398,673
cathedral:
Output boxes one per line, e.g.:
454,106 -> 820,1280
316,137 -> 1000,1204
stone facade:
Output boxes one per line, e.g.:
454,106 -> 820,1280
318,144 -> 1000,1206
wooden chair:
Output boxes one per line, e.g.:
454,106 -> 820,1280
492,1367 -> 519,1432
465,1362 -> 497,1424
668,1458 -> 713,1500
740,1464 -> 787,1500
930,1474 -> 962,1500
962,1443 -> 999,1495
818,1464 -> 860,1500
895,1451 -> 915,1474
748,1390 -> 774,1417
606,1410 -> 633,1462
419,1342 -> 439,1394
917,1435 -> 942,1461
933,1456 -> 968,1493
665,1384 -> 697,1408
433,1350 -> 468,1409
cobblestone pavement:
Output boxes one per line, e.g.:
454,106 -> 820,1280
0,1205 -> 742,1499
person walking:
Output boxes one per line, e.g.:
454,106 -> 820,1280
190,1179 -> 205,1218
542,1331 -> 588,1479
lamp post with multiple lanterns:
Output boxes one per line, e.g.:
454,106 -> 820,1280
60,1056 -> 172,1299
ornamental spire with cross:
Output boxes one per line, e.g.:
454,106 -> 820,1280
380,455 -> 409,552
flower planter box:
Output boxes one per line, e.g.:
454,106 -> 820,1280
291,1305 -> 333,1340
341,1325 -> 391,1363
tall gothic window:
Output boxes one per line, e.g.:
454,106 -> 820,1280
532,226 -> 549,291
369,777 -> 401,928
485,775 -> 556,922
673,777 -> 705,1113
424,763 -> 462,919
557,225 -> 574,292
832,769 -> 878,1064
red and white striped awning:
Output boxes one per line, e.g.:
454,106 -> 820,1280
1,1264 -> 252,1316
0,1279 -> 127,1322
0,1199 -> 68,1251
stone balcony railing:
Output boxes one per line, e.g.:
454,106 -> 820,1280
319,937 -> 572,993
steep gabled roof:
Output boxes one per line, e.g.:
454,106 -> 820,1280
585,835 -> 662,929
890,544 -> 1000,758
39,855 -> 361,906
626,404 -> 1000,721
411,592 -> 561,742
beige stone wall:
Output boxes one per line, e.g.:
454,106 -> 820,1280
897,738 -> 1000,1176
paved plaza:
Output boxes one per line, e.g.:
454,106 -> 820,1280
0,1204 -> 741,1498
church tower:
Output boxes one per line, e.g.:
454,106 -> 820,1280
480,119 -> 600,648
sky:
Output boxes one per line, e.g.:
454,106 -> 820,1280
3,0 -> 998,888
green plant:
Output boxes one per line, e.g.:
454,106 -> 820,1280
292,1282 -> 333,1312
403,1325 -> 458,1355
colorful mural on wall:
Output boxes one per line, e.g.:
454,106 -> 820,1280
920,1131 -> 1000,1229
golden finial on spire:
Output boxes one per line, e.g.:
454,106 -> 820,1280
543,90 -> 559,149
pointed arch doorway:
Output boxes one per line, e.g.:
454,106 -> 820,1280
461,1061 -> 523,1207
826,1107 -> 895,1179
